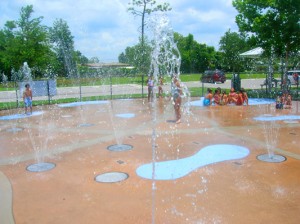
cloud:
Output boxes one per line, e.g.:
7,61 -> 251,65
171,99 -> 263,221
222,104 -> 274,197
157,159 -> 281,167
0,0 -> 239,61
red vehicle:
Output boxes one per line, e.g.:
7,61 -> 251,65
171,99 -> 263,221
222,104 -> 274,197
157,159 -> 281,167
201,70 -> 226,83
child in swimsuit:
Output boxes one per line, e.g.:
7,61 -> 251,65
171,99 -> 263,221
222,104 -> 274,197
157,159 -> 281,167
23,83 -> 33,114
158,76 -> 164,98
172,76 -> 182,123
240,88 -> 248,106
147,76 -> 154,102
228,87 -> 237,104
203,88 -> 213,106
284,94 -> 292,109
235,91 -> 244,106
220,91 -> 228,105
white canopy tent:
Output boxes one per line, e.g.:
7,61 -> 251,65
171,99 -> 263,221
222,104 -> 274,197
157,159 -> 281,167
239,47 -> 264,58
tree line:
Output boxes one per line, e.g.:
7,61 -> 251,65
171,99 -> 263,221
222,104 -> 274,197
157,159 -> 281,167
1,1 -> 299,83
0,5 -> 89,81
121,0 -> 299,77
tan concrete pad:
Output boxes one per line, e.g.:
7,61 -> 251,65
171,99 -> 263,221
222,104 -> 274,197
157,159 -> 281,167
0,98 -> 299,223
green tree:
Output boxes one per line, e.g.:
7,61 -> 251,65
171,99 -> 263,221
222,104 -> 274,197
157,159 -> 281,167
118,39 -> 152,72
128,0 -> 171,47
0,5 -> 52,79
49,18 -> 77,78
219,29 -> 248,72
0,21 -> 17,78
127,0 -> 171,73
233,0 -> 300,90
174,32 -> 219,73
74,50 -> 89,65
89,57 -> 100,63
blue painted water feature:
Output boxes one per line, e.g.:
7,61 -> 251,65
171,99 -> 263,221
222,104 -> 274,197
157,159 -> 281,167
58,100 -> 109,108
115,113 -> 135,118
189,98 -> 275,107
0,111 -> 44,120
253,115 -> 300,121
136,144 -> 249,180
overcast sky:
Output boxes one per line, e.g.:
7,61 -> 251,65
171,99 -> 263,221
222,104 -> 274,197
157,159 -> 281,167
0,0 -> 239,62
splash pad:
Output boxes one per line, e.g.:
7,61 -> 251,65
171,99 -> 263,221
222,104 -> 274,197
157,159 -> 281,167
0,98 -> 299,224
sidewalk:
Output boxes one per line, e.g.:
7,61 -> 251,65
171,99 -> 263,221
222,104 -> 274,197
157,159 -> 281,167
0,79 -> 266,103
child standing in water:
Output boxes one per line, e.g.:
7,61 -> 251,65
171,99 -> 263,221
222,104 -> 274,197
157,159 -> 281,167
203,88 -> 213,106
158,76 -> 164,98
147,76 -> 154,102
172,76 -> 182,124
23,83 -> 32,114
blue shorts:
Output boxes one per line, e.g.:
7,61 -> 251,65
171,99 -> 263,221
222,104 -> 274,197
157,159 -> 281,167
203,98 -> 210,106
24,97 -> 32,107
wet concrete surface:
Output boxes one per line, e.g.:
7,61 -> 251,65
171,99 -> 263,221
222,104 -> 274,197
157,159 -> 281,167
0,98 -> 299,223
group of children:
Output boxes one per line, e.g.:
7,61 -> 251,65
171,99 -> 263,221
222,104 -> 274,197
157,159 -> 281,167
276,92 -> 292,109
204,87 -> 248,106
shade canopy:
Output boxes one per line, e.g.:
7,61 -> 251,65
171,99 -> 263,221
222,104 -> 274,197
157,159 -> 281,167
239,47 -> 264,58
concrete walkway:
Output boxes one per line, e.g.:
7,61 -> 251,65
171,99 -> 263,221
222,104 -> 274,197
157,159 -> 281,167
0,79 -> 266,103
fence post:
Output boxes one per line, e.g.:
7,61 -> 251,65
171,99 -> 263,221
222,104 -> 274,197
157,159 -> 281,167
79,77 -> 82,102
47,80 -> 51,104
14,81 -> 19,107
142,74 -> 144,98
110,75 -> 113,100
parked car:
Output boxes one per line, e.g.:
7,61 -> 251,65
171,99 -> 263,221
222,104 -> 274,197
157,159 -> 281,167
201,70 -> 226,83
287,70 -> 299,85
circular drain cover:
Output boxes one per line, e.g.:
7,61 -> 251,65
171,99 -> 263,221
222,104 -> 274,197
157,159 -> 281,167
26,162 -> 56,172
6,127 -> 23,133
78,123 -> 94,127
107,144 -> 133,151
95,172 -> 129,183
257,154 -> 286,163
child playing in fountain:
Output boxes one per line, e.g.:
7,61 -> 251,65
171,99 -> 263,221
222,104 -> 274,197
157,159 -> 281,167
147,75 -> 154,102
203,88 -> 213,106
172,76 -> 182,124
220,91 -> 228,105
158,76 -> 164,98
284,93 -> 292,109
240,88 -> 249,106
213,88 -> 221,105
275,94 -> 283,109
228,87 -> 237,104
23,83 -> 32,115
235,91 -> 244,106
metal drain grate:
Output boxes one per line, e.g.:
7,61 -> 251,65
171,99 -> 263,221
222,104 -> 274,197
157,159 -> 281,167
107,144 -> 133,152
26,162 -> 56,172
257,154 -> 286,163
95,172 -> 129,183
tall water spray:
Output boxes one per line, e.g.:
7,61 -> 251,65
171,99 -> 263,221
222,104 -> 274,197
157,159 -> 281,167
21,62 -> 33,81
147,13 -> 182,224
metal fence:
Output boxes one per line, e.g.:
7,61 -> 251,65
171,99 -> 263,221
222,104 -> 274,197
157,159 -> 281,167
0,75 -> 148,106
